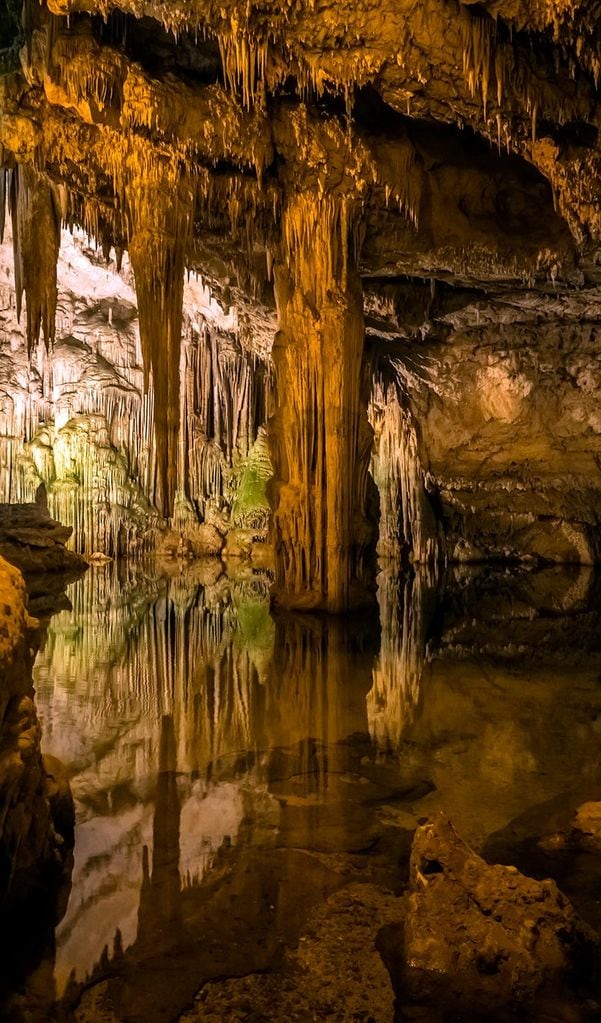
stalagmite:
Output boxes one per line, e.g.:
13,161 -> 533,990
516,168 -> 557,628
268,193 -> 373,612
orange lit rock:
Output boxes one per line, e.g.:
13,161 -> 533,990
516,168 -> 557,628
378,816 -> 600,1019
269,193 -> 372,611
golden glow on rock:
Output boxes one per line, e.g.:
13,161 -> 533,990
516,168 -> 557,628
0,0 -> 599,603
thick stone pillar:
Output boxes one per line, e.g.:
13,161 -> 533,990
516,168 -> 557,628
128,179 -> 193,519
268,193 -> 373,612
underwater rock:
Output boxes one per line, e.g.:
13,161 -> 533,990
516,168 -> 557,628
378,816 -> 599,1021
181,883 -> 400,1023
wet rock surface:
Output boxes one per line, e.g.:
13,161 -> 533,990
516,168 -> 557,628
379,817 -> 600,1022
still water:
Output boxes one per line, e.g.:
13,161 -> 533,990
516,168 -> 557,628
6,562 -> 601,1021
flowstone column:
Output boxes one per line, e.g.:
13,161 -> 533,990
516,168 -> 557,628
269,193 -> 374,612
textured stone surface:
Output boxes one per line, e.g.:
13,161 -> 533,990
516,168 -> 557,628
180,884 -> 399,1023
378,816 -> 600,1020
0,556 -> 71,907
0,499 -> 87,577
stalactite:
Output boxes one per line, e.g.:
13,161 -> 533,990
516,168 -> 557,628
461,7 -> 500,118
128,179 -> 194,518
269,193 -> 374,612
369,366 -> 443,566
6,165 -> 60,356
218,31 -> 268,110
0,166 -> 7,245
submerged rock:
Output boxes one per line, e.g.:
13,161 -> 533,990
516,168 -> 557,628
378,816 -> 600,1021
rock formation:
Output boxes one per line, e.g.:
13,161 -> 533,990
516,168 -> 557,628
0,498 -> 86,578
378,816 -> 600,1021
2,0 -> 601,604
0,555 -> 74,1020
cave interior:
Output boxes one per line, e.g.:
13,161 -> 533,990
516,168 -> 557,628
1,1 -> 601,1021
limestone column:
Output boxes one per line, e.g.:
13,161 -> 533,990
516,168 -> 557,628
268,193 -> 373,612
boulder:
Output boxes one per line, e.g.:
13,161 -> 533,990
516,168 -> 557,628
377,816 -> 599,1021
0,502 -> 87,577
193,522 -> 225,556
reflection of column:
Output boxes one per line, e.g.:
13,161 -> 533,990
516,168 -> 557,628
137,715 -> 181,946
368,567 -> 437,748
266,610 -> 379,792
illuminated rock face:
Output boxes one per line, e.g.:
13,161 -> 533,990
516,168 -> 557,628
270,195 -> 372,610
0,224 -> 272,557
2,0 -> 601,603
369,281 -> 601,565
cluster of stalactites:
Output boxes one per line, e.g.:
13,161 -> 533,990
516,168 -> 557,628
459,5 -> 596,148
280,192 -> 365,308
369,368 -> 442,568
0,164 -> 60,356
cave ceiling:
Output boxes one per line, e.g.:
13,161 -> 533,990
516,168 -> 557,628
1,0 -> 600,389
1,0 -> 599,286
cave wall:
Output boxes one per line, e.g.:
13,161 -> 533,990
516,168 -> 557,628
0,223 -> 273,558
0,556 -> 66,912
370,281 -> 601,566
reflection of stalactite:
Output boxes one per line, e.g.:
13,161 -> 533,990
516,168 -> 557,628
137,715 -> 181,944
368,566 -> 436,749
370,362 -> 443,566
34,564 -> 273,779
269,193 -> 373,611
3,165 -> 60,355
36,567 -> 392,1015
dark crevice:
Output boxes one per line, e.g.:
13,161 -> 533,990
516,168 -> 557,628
89,10 -> 221,86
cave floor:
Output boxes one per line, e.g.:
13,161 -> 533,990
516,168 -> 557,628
2,560 -> 601,1023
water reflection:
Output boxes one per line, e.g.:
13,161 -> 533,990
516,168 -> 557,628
4,561 -> 601,1022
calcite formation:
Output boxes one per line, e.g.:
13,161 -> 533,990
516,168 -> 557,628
1,0 -> 601,603
0,225 -> 272,558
